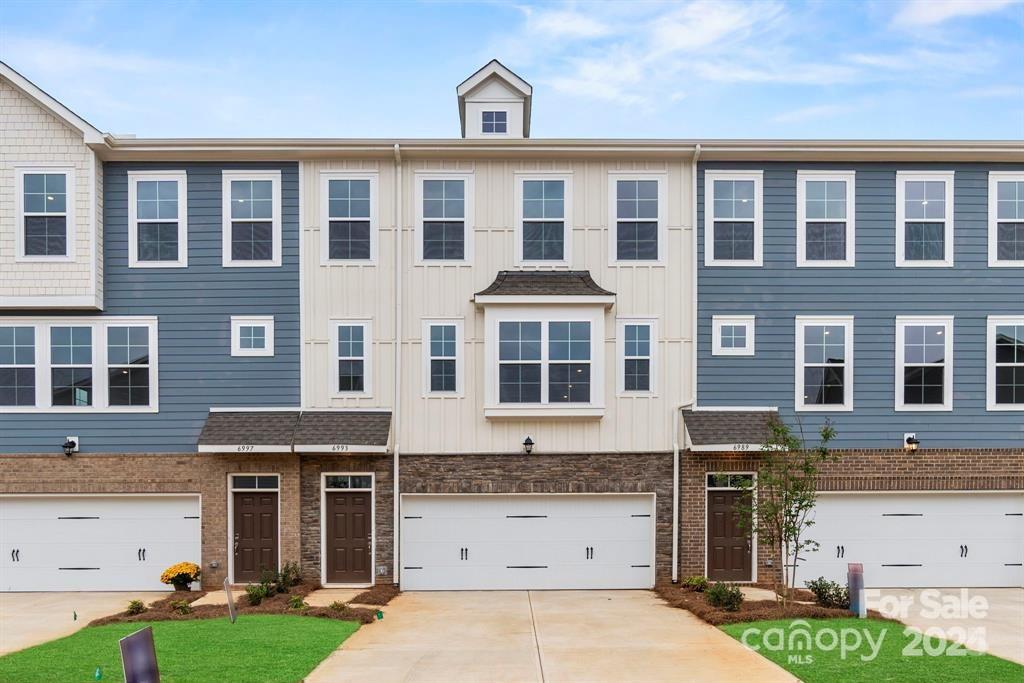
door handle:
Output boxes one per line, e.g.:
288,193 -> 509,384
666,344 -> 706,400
138,548 -> 142,562
233,533 -> 239,555
14,549 -> 18,562
840,545 -> 845,558
10,549 -> 14,562
142,548 -> 146,562
960,544 -> 965,558
964,544 -> 968,558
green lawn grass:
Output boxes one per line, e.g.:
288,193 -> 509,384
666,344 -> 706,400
721,618 -> 1023,682
0,615 -> 359,683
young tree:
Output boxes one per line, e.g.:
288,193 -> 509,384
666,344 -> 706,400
735,416 -> 836,607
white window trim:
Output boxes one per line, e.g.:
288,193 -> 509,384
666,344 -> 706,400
794,316 -> 854,412
895,171 -> 955,268
796,170 -> 856,267
988,172 -> 1024,268
0,316 -> 159,413
480,110 -> 510,136
986,315 -> 1024,411
421,318 -> 465,398
221,170 -> 282,268
895,315 -> 954,412
414,171 -> 474,265
14,164 -> 76,263
329,318 -> 373,398
712,315 -> 755,356
230,315 -> 275,357
514,172 -> 573,267
319,171 -> 378,265
607,172 -> 668,266
483,305 -> 605,418
616,317 -> 658,397
704,170 -> 764,267
127,170 -> 188,268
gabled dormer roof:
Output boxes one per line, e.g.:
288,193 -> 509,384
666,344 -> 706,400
0,61 -> 106,144
457,59 -> 533,138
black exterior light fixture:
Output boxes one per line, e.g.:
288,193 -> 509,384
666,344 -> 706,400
904,434 -> 920,452
522,436 -> 534,455
63,437 -> 78,457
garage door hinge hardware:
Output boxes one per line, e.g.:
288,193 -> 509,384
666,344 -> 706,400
507,565 -> 548,569
1006,563 -> 1023,567
1006,513 -> 1023,517
184,515 -> 200,519
506,515 -> 547,518
403,566 -> 423,570
630,514 -> 651,518
59,567 -> 101,570
881,513 -> 923,517
58,516 -> 100,520
404,516 -> 422,519
631,564 -> 650,568
959,545 -> 969,558
880,564 -> 922,567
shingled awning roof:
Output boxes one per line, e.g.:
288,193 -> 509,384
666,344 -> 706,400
682,409 -> 778,451
474,271 -> 615,304
198,410 -> 391,454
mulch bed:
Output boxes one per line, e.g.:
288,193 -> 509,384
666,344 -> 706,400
654,583 -> 890,626
351,583 -> 400,606
91,582 -> 377,627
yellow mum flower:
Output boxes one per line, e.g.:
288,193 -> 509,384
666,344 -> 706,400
160,561 -> 202,584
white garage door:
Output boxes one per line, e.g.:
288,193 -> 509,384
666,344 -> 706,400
400,494 -> 655,590
1,495 -> 201,592
795,492 -> 1023,588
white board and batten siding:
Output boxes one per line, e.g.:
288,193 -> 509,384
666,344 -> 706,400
300,158 -> 695,455
400,494 -> 656,590
794,492 -> 1024,589
0,495 -> 201,592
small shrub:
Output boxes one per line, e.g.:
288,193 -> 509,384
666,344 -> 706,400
280,561 -> 303,589
805,577 -> 850,609
682,575 -> 709,592
169,599 -> 192,615
287,595 -> 308,610
705,582 -> 744,612
246,583 -> 269,606
329,601 -> 346,611
126,600 -> 147,616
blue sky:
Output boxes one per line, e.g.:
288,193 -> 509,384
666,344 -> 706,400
1,0 -> 1022,139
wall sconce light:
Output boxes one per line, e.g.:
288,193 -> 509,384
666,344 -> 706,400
904,433 -> 920,452
63,436 -> 79,457
522,436 -> 534,455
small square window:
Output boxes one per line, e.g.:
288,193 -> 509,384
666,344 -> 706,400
482,110 -> 507,134
712,316 -> 755,356
230,316 -> 274,357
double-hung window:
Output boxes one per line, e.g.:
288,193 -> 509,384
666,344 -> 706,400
322,173 -> 376,263
0,318 -> 158,412
705,171 -> 763,266
222,170 -> 282,267
332,320 -> 372,396
797,171 -> 855,266
610,175 -> 664,262
0,326 -> 35,407
987,317 -> 1024,410
795,317 -> 853,411
482,111 -> 507,134
17,167 -> 73,260
618,318 -> 657,394
128,171 -> 188,267
423,319 -> 463,396
418,174 -> 472,262
896,171 -> 954,267
517,175 -> 571,264
988,172 -> 1024,267
896,316 -> 953,411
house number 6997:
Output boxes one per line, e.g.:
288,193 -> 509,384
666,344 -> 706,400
236,445 -> 255,452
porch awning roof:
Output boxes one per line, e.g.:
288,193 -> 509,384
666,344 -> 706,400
681,409 -> 778,452
197,410 -> 391,454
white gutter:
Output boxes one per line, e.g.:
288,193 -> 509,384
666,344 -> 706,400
392,143 -> 403,585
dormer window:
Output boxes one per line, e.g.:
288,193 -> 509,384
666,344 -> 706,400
482,111 -> 507,134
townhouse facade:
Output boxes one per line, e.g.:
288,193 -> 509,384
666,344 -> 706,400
0,60 -> 1020,594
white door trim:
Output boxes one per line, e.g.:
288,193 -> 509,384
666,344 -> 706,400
226,473 -> 282,585
320,471 -> 376,589
703,472 -> 758,583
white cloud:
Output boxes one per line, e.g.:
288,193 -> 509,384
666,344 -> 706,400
521,6 -> 611,39
892,0 -> 1021,27
772,103 -> 854,124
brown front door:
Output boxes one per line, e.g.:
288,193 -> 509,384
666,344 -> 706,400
707,490 -> 752,582
325,491 -> 372,584
233,491 -> 278,583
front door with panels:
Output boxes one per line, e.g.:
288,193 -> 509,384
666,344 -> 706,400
323,474 -> 373,585
231,475 -> 279,583
706,473 -> 754,582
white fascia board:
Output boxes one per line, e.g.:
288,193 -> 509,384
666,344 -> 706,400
293,445 -> 389,454
197,445 -> 294,453
687,443 -> 763,452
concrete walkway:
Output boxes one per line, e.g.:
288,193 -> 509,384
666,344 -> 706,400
0,592 -> 163,656
306,590 -> 795,682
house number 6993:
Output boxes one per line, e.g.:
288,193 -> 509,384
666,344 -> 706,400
331,444 -> 349,452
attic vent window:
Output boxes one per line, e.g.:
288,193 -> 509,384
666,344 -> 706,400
482,111 -> 507,134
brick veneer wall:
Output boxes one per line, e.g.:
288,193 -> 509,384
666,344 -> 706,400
681,448 -> 1024,583
0,453 -> 302,589
298,454 -> 394,585
400,452 -> 675,580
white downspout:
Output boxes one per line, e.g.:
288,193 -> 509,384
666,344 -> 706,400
392,143 -> 403,585
672,143 -> 701,584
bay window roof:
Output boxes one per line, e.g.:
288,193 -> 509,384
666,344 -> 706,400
474,270 -> 615,305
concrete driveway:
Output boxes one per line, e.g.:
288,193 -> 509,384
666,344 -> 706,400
307,590 -> 794,682
869,588 -> 1024,665
0,592 -> 163,656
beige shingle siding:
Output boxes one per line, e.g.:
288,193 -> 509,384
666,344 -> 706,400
0,78 -> 100,305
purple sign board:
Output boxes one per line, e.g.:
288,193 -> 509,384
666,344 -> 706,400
119,626 -> 160,683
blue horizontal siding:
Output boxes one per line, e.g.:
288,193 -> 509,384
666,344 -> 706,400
697,162 -> 1024,448
0,162 -> 300,454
